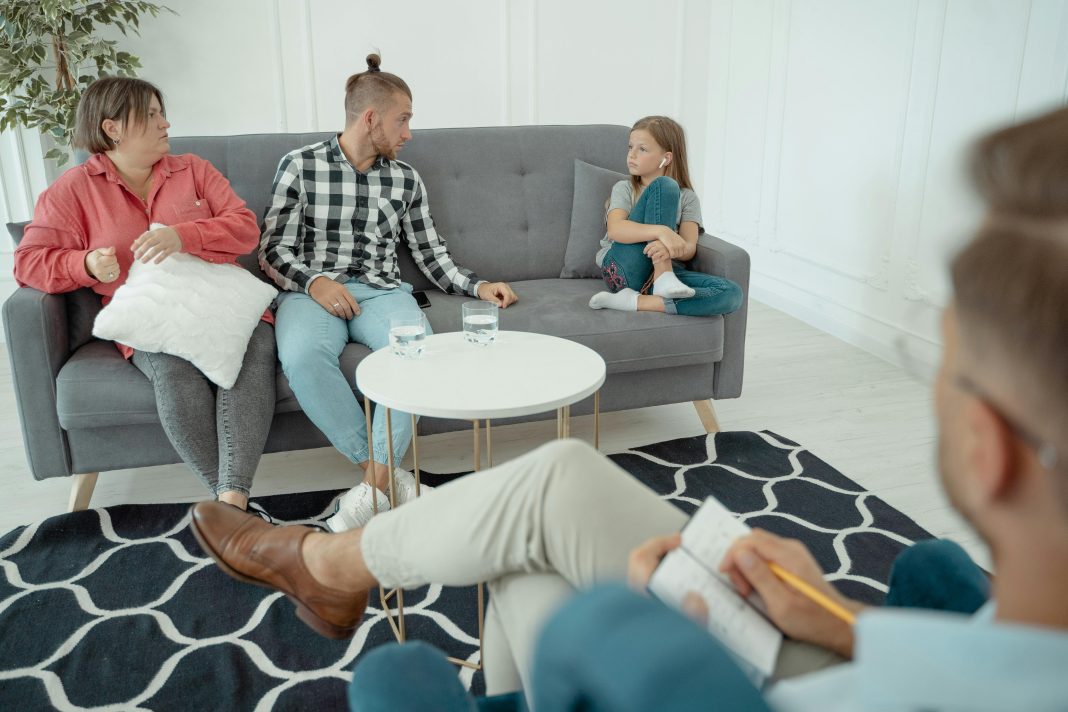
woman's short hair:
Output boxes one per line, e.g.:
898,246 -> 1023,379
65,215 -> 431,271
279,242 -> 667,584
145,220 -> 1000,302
344,53 -> 412,123
73,76 -> 165,154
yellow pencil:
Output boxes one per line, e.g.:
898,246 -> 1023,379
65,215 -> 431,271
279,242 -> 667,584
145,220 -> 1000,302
768,562 -> 857,626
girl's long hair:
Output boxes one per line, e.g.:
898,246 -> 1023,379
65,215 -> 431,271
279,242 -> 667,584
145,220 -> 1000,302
629,115 -> 694,197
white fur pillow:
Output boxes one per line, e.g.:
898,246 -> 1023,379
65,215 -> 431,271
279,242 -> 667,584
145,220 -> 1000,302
93,252 -> 277,389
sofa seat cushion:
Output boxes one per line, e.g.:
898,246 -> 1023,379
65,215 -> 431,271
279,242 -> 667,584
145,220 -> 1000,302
59,279 -> 725,428
57,341 -> 160,429
418,278 -> 724,372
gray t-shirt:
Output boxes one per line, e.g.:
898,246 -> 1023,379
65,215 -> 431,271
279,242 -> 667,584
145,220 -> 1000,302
595,180 -> 703,267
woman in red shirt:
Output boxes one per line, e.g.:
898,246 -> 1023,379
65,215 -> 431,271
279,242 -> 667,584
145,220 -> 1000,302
14,77 -> 275,511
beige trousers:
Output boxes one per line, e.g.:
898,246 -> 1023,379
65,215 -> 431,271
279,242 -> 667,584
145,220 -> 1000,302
361,439 -> 842,697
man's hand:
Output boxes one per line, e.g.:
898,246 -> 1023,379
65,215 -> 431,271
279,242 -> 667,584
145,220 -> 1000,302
719,529 -> 864,657
85,246 -> 120,283
477,281 -> 518,308
132,226 -> 183,264
308,277 -> 360,319
627,533 -> 681,591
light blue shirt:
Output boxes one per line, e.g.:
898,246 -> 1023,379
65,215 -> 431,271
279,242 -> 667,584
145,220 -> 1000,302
767,603 -> 1068,711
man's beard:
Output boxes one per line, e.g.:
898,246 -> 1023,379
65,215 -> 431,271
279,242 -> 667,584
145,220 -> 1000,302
370,122 -> 397,161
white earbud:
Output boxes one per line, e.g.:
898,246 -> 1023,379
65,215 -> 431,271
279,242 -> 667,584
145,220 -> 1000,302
658,156 -> 669,169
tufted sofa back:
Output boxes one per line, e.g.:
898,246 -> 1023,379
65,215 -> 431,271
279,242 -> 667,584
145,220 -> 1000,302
169,124 -> 630,287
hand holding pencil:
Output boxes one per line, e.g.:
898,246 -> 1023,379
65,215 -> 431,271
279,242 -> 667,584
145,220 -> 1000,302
720,529 -> 865,659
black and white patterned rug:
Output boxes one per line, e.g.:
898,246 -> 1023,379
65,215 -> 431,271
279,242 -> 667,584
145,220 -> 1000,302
0,431 -> 932,711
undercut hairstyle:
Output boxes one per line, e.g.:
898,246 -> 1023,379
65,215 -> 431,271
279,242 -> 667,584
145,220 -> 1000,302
629,115 -> 695,196
951,106 -> 1068,512
344,53 -> 412,125
73,76 -> 165,154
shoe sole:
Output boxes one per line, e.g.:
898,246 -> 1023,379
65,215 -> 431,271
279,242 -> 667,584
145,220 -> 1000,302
189,508 -> 358,640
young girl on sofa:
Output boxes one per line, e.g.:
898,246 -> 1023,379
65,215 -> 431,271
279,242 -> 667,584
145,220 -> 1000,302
589,116 -> 742,316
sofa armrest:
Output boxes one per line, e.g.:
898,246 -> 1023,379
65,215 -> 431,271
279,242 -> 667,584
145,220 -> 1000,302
690,233 -> 751,399
3,287 -> 74,480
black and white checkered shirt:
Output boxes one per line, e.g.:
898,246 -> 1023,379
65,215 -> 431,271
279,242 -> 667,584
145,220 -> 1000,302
259,135 -> 483,296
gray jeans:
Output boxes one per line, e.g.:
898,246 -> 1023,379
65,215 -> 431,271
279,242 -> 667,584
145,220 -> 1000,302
362,440 -> 842,699
131,322 -> 276,497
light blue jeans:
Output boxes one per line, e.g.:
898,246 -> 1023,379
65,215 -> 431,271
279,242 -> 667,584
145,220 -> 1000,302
274,280 -> 429,467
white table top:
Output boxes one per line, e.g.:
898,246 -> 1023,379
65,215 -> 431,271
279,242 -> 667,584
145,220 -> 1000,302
355,331 -> 607,419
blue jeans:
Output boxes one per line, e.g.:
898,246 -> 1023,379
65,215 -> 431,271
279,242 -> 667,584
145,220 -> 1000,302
347,539 -> 987,711
599,176 -> 743,317
274,281 -> 429,466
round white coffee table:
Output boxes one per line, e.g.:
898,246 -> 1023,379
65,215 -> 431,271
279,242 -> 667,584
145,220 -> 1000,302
354,330 -> 607,666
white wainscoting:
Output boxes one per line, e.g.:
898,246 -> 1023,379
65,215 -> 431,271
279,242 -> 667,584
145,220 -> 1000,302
1,0 -> 1066,358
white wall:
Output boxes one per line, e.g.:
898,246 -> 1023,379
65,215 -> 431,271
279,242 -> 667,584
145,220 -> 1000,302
1,0 -> 1066,366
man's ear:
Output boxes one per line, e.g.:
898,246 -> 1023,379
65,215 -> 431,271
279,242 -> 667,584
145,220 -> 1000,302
359,107 -> 377,131
966,398 -> 1019,503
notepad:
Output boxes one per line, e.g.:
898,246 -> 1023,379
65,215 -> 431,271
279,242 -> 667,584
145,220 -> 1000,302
648,497 -> 783,681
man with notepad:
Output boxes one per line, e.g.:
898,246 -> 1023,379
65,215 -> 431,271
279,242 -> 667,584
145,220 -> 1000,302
193,106 -> 1068,710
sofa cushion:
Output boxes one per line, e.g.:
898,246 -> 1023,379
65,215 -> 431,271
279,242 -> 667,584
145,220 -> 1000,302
170,125 -> 631,286
561,161 -> 627,279
62,279 -> 724,427
6,221 -> 28,244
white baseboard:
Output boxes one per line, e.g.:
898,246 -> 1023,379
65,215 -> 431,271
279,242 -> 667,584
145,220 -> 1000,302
749,276 -> 943,383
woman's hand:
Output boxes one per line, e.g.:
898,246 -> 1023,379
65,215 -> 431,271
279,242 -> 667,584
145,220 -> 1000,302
85,246 -> 120,283
719,529 -> 864,657
627,533 -> 681,591
132,226 -> 183,264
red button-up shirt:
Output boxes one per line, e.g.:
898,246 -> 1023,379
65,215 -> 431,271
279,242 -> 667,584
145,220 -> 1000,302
14,152 -> 270,358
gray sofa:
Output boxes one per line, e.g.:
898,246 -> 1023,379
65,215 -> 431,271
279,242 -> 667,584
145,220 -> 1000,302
4,124 -> 750,511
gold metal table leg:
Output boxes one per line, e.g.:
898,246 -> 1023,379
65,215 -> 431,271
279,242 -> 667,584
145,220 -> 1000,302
486,419 -> 493,468
473,419 -> 481,471
411,413 -> 421,497
594,391 -> 600,450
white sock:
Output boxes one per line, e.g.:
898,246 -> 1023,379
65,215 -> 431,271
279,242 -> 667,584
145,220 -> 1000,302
589,288 -> 639,311
652,272 -> 695,299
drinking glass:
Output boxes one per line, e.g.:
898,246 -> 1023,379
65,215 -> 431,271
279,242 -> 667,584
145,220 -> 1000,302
389,314 -> 427,357
462,301 -> 498,345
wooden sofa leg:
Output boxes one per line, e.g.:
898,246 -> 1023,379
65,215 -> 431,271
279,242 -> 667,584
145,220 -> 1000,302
68,472 -> 99,512
692,400 -> 721,434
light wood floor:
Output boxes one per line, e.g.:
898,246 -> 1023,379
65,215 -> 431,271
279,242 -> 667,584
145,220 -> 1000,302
0,300 -> 990,570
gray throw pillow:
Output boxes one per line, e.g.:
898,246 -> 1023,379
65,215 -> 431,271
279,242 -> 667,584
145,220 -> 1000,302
6,221 -> 29,245
561,160 -> 627,279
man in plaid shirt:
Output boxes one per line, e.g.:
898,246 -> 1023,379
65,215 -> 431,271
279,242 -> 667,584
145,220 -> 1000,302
259,54 -> 517,530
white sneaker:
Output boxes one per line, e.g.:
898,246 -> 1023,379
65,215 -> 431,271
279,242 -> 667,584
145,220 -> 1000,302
325,483 -> 391,533
392,468 -> 434,505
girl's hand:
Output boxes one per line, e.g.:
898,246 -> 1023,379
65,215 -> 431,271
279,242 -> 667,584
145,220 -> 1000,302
644,241 -> 671,264
132,226 -> 183,264
658,229 -> 690,259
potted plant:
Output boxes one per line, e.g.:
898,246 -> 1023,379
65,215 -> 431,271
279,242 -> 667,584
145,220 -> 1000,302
0,1 -> 171,167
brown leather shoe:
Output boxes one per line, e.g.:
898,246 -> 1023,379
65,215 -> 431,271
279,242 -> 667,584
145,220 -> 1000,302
189,501 -> 367,639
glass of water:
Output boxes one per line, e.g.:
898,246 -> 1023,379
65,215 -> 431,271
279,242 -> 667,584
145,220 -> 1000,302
462,301 -> 498,345
389,314 -> 427,357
